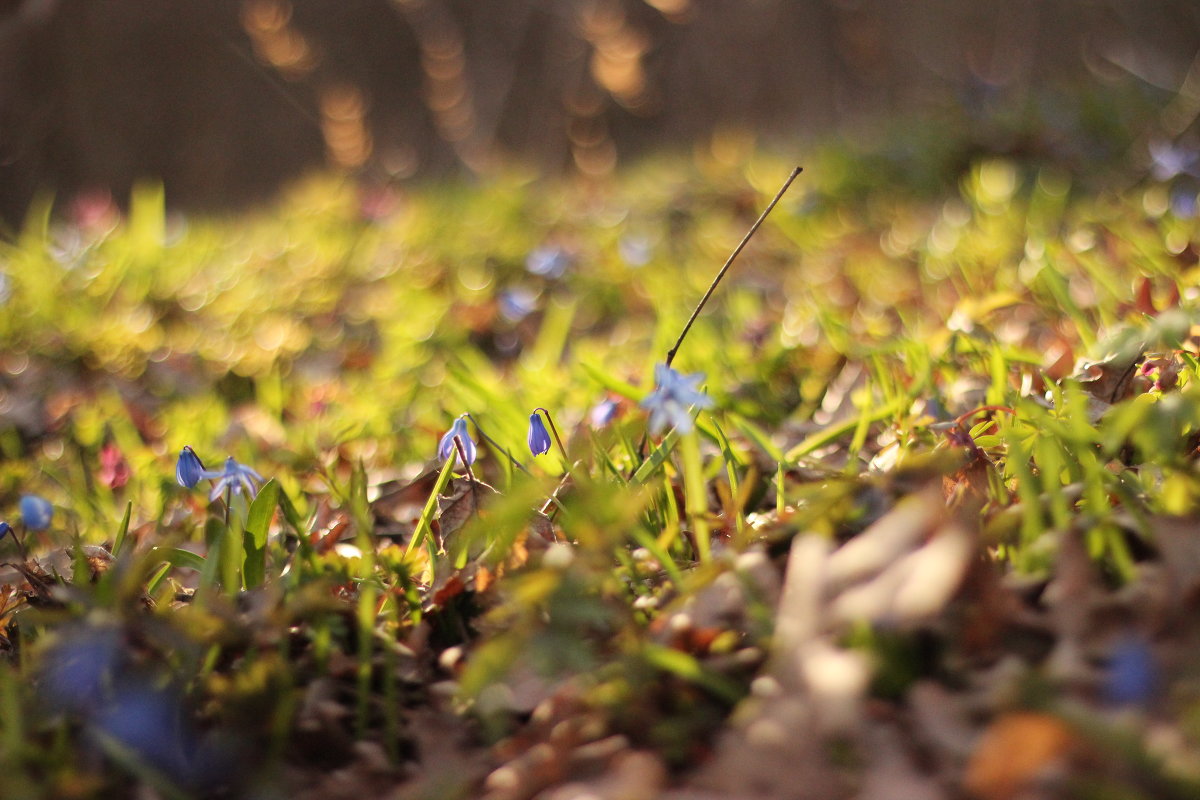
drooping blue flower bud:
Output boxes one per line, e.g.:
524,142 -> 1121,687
20,495 -> 53,531
0,521 -> 10,541
527,413 -> 552,457
438,417 -> 477,465
175,446 -> 205,489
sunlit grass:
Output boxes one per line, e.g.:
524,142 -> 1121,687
0,134 -> 1198,795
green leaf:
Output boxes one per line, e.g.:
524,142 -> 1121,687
641,643 -> 744,705
151,547 -> 207,573
245,479 -> 281,550
112,501 -> 133,557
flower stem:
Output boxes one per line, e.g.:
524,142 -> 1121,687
679,428 -> 711,563
466,413 -> 530,475
665,166 -> 802,368
453,436 -> 476,483
533,407 -> 570,467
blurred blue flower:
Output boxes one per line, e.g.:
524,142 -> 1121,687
20,494 -> 53,531
619,234 -> 653,267
640,363 -> 714,434
1150,139 -> 1199,181
499,287 -> 539,322
1106,635 -> 1158,707
527,413 -> 552,456
200,457 -> 264,502
1170,187 -> 1198,218
525,245 -> 572,278
590,398 -> 621,428
175,446 -> 205,489
92,684 -> 194,779
39,625 -> 122,714
438,417 -> 477,465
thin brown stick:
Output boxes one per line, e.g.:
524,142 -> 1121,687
665,166 -> 803,367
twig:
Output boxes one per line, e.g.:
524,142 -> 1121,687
452,436 -> 477,484
665,166 -> 803,367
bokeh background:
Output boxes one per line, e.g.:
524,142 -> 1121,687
1,0 -> 1198,228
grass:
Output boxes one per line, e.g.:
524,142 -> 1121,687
0,118 -> 1199,797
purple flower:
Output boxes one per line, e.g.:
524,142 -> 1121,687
438,417 -> 477,465
20,495 -> 53,531
527,413 -> 552,456
1149,139 -> 1199,181
589,398 -> 621,428
619,234 -> 653,267
640,363 -> 714,434
499,287 -> 539,322
176,446 -> 205,489
525,245 -> 572,278
1106,635 -> 1158,707
39,625 -> 122,714
200,457 -> 264,502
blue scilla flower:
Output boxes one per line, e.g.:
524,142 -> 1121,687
20,494 -> 53,531
438,417 -> 477,465
0,521 -> 9,541
527,413 -> 552,457
499,287 -> 539,322
640,363 -> 714,434
589,398 -> 620,428
175,446 -> 205,489
1106,635 -> 1158,707
525,245 -> 572,278
200,457 -> 264,502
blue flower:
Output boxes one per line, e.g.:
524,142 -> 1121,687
589,398 -> 620,428
0,521 -> 9,541
175,446 -> 205,489
1106,635 -> 1158,707
499,287 -> 539,322
200,457 -> 264,502
1149,139 -> 1199,181
20,494 -> 53,531
39,624 -> 122,714
527,413 -> 552,456
525,245 -> 572,278
640,363 -> 714,434
438,417 -> 477,465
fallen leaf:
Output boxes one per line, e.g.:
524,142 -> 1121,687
963,712 -> 1077,800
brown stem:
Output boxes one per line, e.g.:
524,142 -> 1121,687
665,166 -> 803,367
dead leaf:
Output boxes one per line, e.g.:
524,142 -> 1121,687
438,477 -> 500,541
963,712 -> 1077,800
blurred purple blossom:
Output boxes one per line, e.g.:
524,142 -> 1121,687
618,234 -> 653,267
640,363 -> 713,434
499,287 -> 539,322
1106,635 -> 1158,707
525,245 -> 573,278
39,626 -> 122,714
589,398 -> 621,428
20,494 -> 53,531
1149,139 -> 1199,182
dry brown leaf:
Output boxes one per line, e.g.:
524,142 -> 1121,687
438,477 -> 500,540
963,712 -> 1077,800
1146,515 -> 1200,607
